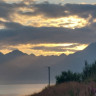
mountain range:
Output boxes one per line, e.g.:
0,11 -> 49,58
0,42 -> 96,84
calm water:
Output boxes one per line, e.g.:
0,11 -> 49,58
0,84 -> 47,96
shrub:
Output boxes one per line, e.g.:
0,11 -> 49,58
56,70 -> 81,84
56,61 -> 96,84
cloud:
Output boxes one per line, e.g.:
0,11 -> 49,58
0,1 -> 95,55
19,3 -> 96,19
0,1 -> 96,83
0,21 -> 23,29
32,46 -> 70,52
0,1 -> 27,20
0,1 -> 96,21
0,2 -> 94,29
0,23 -> 95,46
0,1 -> 95,29
31,43 -> 86,52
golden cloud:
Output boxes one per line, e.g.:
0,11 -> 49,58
0,43 -> 88,56
12,13 -> 90,29
0,1 -> 92,29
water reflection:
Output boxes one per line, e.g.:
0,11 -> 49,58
0,84 -> 47,96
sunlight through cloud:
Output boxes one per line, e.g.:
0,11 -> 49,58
0,43 -> 88,56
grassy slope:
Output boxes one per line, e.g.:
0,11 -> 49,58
29,82 -> 96,96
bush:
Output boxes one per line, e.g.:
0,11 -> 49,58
82,61 -> 96,81
56,70 -> 81,84
56,61 -> 96,84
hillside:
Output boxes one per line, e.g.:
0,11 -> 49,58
0,42 -> 96,84
29,82 -> 96,96
52,42 -> 96,76
0,50 -> 66,84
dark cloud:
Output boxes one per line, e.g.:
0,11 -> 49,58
19,3 -> 96,19
28,3 -> 67,18
65,4 -> 96,18
32,44 -> 81,52
32,46 -> 66,52
0,2 -> 13,20
0,21 -> 23,29
0,23 -> 95,45
0,2 -> 96,46
0,1 -> 27,20
0,1 -> 96,20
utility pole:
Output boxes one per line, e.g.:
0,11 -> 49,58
48,66 -> 50,86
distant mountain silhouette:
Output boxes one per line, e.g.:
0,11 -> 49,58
0,42 -> 96,84
6,50 -> 27,57
53,42 -> 96,76
0,52 -> 4,56
82,42 -> 96,55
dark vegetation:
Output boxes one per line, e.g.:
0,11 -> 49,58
56,70 -> 81,84
56,61 -> 96,84
29,61 -> 96,96
30,82 -> 96,96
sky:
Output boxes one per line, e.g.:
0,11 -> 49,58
0,0 -> 96,56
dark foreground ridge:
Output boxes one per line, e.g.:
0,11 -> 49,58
29,82 -> 96,96
28,59 -> 96,96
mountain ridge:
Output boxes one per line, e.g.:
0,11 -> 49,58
0,42 -> 96,84
53,42 -> 96,75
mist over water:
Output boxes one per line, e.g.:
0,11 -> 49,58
0,84 -> 47,96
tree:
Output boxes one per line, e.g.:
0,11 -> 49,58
82,61 -> 96,81
56,61 -> 96,84
56,70 -> 81,84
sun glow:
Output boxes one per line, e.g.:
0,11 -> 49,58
12,14 -> 89,29
0,43 -> 88,56
65,44 -> 88,51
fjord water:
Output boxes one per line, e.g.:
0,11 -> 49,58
0,84 -> 47,96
